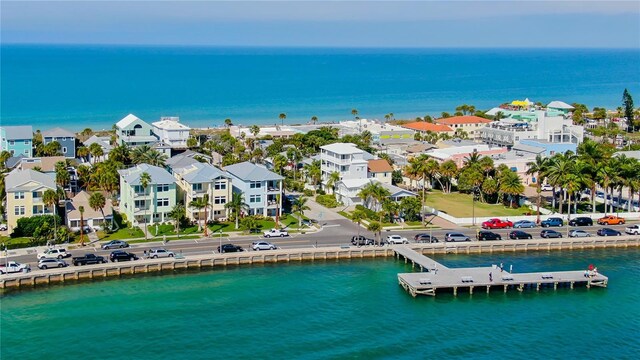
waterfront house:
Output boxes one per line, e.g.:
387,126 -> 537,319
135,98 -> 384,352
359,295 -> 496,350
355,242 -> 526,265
5,169 -> 57,232
367,159 -> 393,185
435,116 -> 492,139
173,162 -> 233,223
224,161 -> 284,217
19,156 -> 67,176
115,114 -> 157,147
118,164 -> 177,226
152,117 -> 190,149
83,135 -> 113,162
166,150 -> 203,174
320,143 -> 374,192
41,127 -> 77,158
335,178 -> 417,208
400,122 -> 454,136
65,191 -> 113,231
1,125 -> 33,158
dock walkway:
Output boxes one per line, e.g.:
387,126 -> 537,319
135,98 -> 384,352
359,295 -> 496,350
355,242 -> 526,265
394,246 -> 608,297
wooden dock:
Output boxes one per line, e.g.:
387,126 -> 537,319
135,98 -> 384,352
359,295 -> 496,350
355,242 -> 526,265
394,246 -> 608,297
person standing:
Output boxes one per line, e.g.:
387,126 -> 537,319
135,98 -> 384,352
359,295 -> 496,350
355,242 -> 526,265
489,272 -> 493,282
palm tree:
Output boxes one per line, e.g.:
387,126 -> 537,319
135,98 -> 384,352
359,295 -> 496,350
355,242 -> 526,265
143,150 -> 168,167
578,139 -> 608,213
273,154 -> 288,176
55,163 -> 70,190
131,145 -> 153,164
367,221 -> 382,245
89,143 -> 104,164
381,199 -> 399,224
110,144 -> 130,164
168,204 -> 186,238
499,170 -> 524,208
224,118 -> 233,128
88,192 -> 107,233
351,108 -> 358,119
304,160 -> 321,194
326,171 -> 341,195
311,116 -> 318,125
279,113 -> 287,127
139,172 -> 152,239
43,189 -> 59,244
351,209 -> 366,238
250,125 -> 260,138
77,146 -> 90,162
526,155 -> 549,223
225,192 -> 249,230
78,205 -> 85,246
292,196 -> 311,228
190,194 -> 210,236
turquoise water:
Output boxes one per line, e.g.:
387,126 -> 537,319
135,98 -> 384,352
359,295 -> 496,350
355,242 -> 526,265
2,248 -> 639,359
2,45 -> 639,130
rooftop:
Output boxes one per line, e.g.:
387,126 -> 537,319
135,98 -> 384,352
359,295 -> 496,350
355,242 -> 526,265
2,125 -> 33,140
224,161 -> 284,181
117,164 -> 176,185
367,159 -> 393,173
116,114 -> 146,129
320,142 -> 364,155
401,122 -> 453,132
5,169 -> 56,191
153,118 -> 191,130
83,135 -> 113,151
547,101 -> 574,110
20,156 -> 67,172
176,162 -> 229,184
41,127 -> 76,138
436,116 -> 492,125
66,191 -> 113,220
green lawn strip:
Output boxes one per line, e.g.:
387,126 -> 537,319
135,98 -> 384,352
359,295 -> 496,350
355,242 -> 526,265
146,224 -> 201,237
337,211 -> 352,219
423,191 -> 529,217
97,228 -> 145,241
0,236 -> 32,250
128,235 -> 201,244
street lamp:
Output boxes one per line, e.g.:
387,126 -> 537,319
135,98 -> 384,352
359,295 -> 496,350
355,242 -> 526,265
218,230 -> 223,255
472,186 -> 479,227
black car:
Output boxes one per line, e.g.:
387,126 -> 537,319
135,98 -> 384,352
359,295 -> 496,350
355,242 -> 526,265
509,230 -> 533,240
414,234 -> 439,243
351,235 -> 375,246
540,229 -> 562,238
477,231 -> 501,241
569,217 -> 593,227
218,244 -> 244,253
597,228 -> 622,236
109,250 -> 139,262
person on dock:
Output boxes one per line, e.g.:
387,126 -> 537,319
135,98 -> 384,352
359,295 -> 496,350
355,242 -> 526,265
489,272 -> 493,282
499,263 -> 504,272
143,250 -> 147,259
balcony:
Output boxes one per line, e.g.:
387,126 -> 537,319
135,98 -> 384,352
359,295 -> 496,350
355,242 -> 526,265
133,192 -> 150,198
134,206 -> 151,214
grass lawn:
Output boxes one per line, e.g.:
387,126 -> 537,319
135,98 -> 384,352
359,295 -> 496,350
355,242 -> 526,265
424,191 -> 530,218
146,224 -> 201,237
0,236 -> 32,249
208,214 -> 309,234
97,227 -> 145,241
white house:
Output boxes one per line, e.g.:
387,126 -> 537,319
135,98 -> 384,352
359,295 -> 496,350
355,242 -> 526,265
66,191 -> 113,230
152,117 -> 190,148
335,179 -> 417,208
320,143 -> 374,191
115,114 -> 157,147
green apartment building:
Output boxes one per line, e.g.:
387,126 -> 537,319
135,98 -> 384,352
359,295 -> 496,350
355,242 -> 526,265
118,164 -> 177,226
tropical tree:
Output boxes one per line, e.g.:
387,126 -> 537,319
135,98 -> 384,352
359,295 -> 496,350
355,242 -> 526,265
224,118 -> 233,128
351,209 -> 367,238
225,192 -> 249,230
381,199 -> 399,223
351,108 -> 358,119
304,160 -> 321,194
143,150 -> 168,167
110,144 -> 130,164
42,189 -> 59,243
55,162 -> 70,189
131,145 -> 153,164
273,154 -> 288,175
367,221 -> 382,245
279,113 -> 287,126
499,170 -> 524,208
89,143 -> 104,163
168,204 -> 186,238
526,155 -> 549,223
139,172 -> 152,239
326,171 -> 340,194
311,116 -> 318,125
88,192 -> 107,232
78,205 -> 85,246
190,194 -> 210,236
250,125 -> 261,138
292,196 -> 311,228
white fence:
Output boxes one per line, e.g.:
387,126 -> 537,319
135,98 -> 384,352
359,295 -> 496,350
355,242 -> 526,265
436,211 -> 640,226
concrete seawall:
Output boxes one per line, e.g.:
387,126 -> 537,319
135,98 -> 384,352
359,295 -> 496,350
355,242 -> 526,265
1,236 -> 638,290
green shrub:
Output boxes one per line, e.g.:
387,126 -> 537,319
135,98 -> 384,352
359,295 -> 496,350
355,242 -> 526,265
303,189 -> 314,197
355,205 -> 378,220
316,194 -> 340,208
13,215 -> 61,237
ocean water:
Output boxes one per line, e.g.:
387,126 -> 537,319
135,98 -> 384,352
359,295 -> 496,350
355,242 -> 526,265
1,45 -> 639,131
1,248 -> 639,359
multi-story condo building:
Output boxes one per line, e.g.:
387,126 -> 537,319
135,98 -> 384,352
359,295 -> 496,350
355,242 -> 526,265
224,161 -> 283,217
118,164 -> 177,226
320,143 -> 374,191
435,116 -> 492,139
5,169 -> 57,232
152,117 -> 190,149
115,114 -> 157,147
41,127 -> 77,158
1,126 -> 33,158
173,162 -> 233,222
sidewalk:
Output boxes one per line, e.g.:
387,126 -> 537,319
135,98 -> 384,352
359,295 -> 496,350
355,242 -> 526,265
305,197 -> 347,222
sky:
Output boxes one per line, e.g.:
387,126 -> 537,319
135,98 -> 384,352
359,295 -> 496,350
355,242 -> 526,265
1,1 -> 639,48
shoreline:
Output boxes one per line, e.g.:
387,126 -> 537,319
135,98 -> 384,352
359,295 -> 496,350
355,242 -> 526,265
2,236 -> 638,292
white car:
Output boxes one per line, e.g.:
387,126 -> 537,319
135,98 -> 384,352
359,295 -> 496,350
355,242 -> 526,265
386,235 -> 409,244
0,223 -> 8,231
625,224 -> 640,235
263,229 -> 289,238
148,248 -> 175,258
37,248 -> 69,260
252,241 -> 277,251
541,184 -> 553,191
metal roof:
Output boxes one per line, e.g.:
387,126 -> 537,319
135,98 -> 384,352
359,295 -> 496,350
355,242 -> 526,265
5,169 -> 56,192
2,126 -> 33,140
224,161 -> 284,181
117,164 -> 176,185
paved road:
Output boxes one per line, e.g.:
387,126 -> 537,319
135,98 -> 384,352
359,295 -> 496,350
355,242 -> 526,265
7,221 -> 636,270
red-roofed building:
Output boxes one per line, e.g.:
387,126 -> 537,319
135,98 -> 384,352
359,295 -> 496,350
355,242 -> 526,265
435,116 -> 492,138
367,159 -> 394,185
401,122 -> 454,134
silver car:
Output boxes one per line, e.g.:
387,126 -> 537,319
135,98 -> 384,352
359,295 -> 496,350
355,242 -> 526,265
252,241 -> 277,251
38,258 -> 69,269
148,248 -> 175,258
445,232 -> 471,242
569,230 -> 591,238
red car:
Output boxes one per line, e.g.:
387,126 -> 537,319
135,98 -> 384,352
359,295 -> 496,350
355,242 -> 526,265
481,218 -> 513,229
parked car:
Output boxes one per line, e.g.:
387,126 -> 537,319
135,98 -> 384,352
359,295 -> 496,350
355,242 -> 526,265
541,217 -> 564,227
568,217 -> 593,227
477,230 -> 502,241
147,248 -> 175,258
597,228 -> 622,236
252,241 -> 277,251
37,248 -> 69,260
263,229 -> 289,238
414,234 -> 439,243
569,230 -> 591,238
0,261 -> 31,274
0,223 -> 8,231
445,232 -> 471,242
102,240 -> 130,250
540,229 -> 562,238
513,220 -> 536,228
509,230 -> 533,240
218,244 -> 244,253
351,235 -> 375,246
109,250 -> 139,262
386,235 -> 409,244
541,184 -> 553,191
38,258 -> 69,269
625,224 -> 640,235
72,254 -> 107,266
71,225 -> 92,234
597,215 -> 625,225
481,218 -> 513,229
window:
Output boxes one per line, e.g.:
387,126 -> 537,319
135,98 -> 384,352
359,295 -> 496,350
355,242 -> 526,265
62,147 -> 68,153
32,191 -> 41,199
249,195 -> 261,203
14,206 -> 25,215
157,198 -> 170,207
24,150 -> 29,155
214,196 -> 226,205
250,181 -> 262,189
214,180 -> 226,190
192,183 -> 203,192
9,140 -> 15,145
134,200 -> 146,208
24,140 -> 29,145
157,184 -> 169,192
14,192 -> 24,200
153,213 -> 161,220
134,185 -> 144,193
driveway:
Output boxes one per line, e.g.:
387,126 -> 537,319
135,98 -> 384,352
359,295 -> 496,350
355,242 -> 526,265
304,197 -> 347,221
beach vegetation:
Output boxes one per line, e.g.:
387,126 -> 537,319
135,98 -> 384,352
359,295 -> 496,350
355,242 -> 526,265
315,194 -> 340,208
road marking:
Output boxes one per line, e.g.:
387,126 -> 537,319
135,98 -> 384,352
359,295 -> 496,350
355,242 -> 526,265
322,224 -> 341,228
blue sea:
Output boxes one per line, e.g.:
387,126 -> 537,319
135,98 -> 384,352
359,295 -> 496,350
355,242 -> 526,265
1,45 -> 639,131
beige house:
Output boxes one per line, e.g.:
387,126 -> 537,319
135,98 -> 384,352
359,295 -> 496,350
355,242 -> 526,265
435,115 -> 492,139
65,191 -> 113,231
5,169 -> 57,232
367,159 -> 393,185
173,162 -> 233,223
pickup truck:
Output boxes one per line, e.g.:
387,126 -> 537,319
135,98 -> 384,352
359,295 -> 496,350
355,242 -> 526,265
263,229 -> 289,238
72,254 -> 107,266
597,215 -> 625,226
481,218 -> 513,229
0,261 -> 31,274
